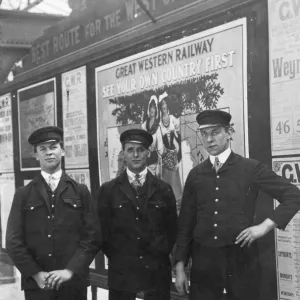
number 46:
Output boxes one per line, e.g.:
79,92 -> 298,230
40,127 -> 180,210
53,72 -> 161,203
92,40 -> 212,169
276,120 -> 290,134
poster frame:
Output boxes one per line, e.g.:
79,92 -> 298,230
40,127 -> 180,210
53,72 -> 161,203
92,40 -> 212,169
0,93 -> 14,173
95,17 -> 248,185
17,78 -> 57,171
61,66 -> 89,169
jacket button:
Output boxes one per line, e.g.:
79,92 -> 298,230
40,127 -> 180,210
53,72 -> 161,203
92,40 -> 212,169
216,187 -> 219,190
140,256 -> 143,259
52,205 -> 55,208
31,207 -> 34,210
214,223 -> 218,227
137,237 -> 140,240
48,216 -> 50,219
214,211 -> 218,215
137,207 -> 139,210
48,253 -> 52,257
217,175 -> 220,179
73,204 -> 77,207
215,199 -> 219,202
214,236 -> 218,240
136,217 -> 139,220
48,234 -> 51,238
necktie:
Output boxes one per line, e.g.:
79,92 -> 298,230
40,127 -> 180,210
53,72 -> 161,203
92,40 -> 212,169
131,174 -> 142,194
48,175 -> 56,191
213,157 -> 222,173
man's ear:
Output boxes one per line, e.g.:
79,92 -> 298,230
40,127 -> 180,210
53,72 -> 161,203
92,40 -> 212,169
61,148 -> 65,156
147,149 -> 151,158
227,127 -> 234,141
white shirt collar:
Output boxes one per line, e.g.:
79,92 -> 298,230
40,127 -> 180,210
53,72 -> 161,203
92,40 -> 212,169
126,167 -> 148,184
41,169 -> 63,181
209,147 -> 232,165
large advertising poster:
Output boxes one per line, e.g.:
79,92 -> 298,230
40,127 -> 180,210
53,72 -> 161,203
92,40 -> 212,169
273,157 -> 300,300
0,93 -> 13,172
96,18 -> 247,208
269,0 -> 300,155
62,66 -> 89,169
18,79 -> 56,170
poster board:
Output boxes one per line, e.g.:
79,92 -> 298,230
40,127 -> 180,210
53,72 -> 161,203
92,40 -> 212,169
273,157 -> 300,300
96,18 -> 248,207
0,93 -> 14,172
268,0 -> 300,155
62,66 -> 89,169
17,79 -> 57,170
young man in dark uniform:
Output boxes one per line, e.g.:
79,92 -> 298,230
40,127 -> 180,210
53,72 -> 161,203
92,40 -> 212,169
97,128 -> 177,300
6,126 -> 101,300
175,110 -> 300,300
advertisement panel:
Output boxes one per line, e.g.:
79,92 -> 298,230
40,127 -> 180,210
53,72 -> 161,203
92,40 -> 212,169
0,93 -> 13,172
269,0 -> 300,155
273,157 -> 300,300
62,66 -> 89,168
18,79 -> 56,170
96,18 -> 248,209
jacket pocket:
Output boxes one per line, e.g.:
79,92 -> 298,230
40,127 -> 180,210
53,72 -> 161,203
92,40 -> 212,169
23,202 -> 44,211
63,197 -> 82,208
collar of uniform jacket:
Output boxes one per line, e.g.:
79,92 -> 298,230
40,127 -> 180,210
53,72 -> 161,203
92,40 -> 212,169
41,169 -> 62,190
126,167 -> 148,185
209,147 -> 232,165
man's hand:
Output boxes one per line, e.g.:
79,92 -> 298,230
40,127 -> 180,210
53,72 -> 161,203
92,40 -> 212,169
236,218 -> 277,247
32,272 -> 50,289
45,269 -> 74,290
175,262 -> 189,296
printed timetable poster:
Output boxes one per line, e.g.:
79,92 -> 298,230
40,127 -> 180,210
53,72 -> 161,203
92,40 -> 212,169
18,79 -> 56,170
273,157 -> 300,300
0,173 -> 15,249
0,93 -> 13,172
269,0 -> 300,155
96,18 -> 248,206
62,66 -> 89,168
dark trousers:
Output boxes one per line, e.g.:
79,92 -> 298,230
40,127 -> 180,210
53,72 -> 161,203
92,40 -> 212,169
109,288 -> 170,300
24,286 -> 87,300
190,243 -> 261,300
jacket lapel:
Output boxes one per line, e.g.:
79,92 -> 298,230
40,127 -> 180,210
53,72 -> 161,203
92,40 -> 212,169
146,171 -> 157,200
118,171 -> 139,207
55,172 -> 71,204
33,174 -> 51,213
140,171 -> 158,213
218,151 -> 238,174
202,158 -> 214,174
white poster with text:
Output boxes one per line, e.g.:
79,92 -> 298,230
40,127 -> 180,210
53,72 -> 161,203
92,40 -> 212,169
62,66 -> 89,168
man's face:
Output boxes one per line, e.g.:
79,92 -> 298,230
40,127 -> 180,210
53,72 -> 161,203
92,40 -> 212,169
35,141 -> 64,174
123,142 -> 150,174
200,125 -> 232,156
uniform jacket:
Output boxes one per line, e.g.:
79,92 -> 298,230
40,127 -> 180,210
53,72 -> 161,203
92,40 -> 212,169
176,152 -> 300,263
96,170 -> 177,292
6,173 -> 101,290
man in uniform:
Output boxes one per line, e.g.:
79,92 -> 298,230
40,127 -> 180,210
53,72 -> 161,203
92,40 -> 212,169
175,110 -> 300,300
97,128 -> 177,300
6,126 -> 101,300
